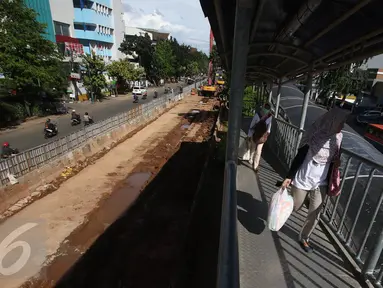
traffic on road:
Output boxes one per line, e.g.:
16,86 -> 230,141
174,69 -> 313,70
0,83 -> 188,152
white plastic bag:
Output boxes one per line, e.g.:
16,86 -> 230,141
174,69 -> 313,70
241,138 -> 251,161
267,188 -> 294,231
7,173 -> 19,185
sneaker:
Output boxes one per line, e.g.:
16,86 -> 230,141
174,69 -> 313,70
300,239 -> 313,253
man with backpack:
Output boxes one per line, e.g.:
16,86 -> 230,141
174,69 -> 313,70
247,103 -> 273,172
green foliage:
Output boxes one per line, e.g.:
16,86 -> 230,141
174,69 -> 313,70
189,49 -> 209,75
119,34 -> 208,83
107,59 -> 144,83
81,53 -> 107,100
317,62 -> 369,101
31,105 -> 43,117
13,103 -> 26,120
209,45 -> 222,82
119,34 -> 155,82
0,101 -> 17,124
185,61 -> 200,77
242,86 -> 264,116
0,0 -> 64,93
152,40 -> 176,79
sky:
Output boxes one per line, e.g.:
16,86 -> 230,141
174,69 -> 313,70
121,0 -> 211,54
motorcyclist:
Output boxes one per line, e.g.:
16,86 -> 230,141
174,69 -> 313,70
71,110 -> 81,122
1,142 -> 17,158
45,118 -> 56,131
83,112 -> 93,125
154,90 -> 158,98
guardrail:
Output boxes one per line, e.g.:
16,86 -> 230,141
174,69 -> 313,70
267,118 -> 301,171
269,117 -> 383,287
217,160 -> 239,288
0,82 -> 202,186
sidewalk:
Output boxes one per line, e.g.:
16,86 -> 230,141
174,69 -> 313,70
0,94 -> 212,288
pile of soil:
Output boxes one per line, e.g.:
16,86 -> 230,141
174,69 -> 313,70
23,104 -> 217,288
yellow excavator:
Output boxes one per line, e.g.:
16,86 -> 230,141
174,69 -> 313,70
200,84 -> 217,97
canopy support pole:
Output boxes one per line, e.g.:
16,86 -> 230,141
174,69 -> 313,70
217,0 -> 252,287
275,79 -> 282,118
296,68 -> 313,153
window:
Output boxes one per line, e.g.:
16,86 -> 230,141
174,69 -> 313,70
73,0 -> 92,9
54,21 -> 70,36
74,24 -> 84,30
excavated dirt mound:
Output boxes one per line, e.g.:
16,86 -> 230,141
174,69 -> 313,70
22,106 -> 218,288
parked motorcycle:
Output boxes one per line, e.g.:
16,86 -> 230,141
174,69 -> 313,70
44,125 -> 58,139
71,118 -> 81,126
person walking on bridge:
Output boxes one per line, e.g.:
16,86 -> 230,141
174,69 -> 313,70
281,107 -> 350,253
246,103 -> 273,172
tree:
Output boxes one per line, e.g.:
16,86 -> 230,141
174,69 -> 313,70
169,38 -> 191,79
82,53 -> 107,101
209,45 -> 222,82
152,40 -> 176,80
191,50 -> 209,74
317,61 -> 369,107
120,33 -> 209,84
107,59 -> 145,94
119,34 -> 155,82
185,61 -> 199,78
0,0 -> 64,96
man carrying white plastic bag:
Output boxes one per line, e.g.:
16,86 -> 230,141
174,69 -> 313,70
267,187 -> 294,231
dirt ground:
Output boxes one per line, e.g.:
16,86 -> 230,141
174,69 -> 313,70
0,95 -> 217,288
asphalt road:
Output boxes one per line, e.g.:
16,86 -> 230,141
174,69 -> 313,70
0,83 -> 187,152
271,83 -> 383,164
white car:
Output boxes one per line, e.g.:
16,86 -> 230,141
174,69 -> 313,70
132,86 -> 147,97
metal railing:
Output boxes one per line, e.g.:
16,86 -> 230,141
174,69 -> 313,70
267,118 -> 301,171
268,117 -> 383,287
0,82 -> 202,186
242,86 -> 291,123
217,160 -> 239,288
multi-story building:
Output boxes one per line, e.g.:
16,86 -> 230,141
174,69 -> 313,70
45,0 -> 124,62
24,0 -> 56,43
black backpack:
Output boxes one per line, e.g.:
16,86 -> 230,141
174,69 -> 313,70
251,114 -> 270,144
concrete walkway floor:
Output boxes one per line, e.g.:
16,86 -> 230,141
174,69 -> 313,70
237,130 -> 363,288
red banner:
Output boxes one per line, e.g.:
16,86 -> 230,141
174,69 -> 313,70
64,42 -> 84,55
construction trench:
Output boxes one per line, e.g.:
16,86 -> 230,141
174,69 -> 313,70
14,96 -> 224,288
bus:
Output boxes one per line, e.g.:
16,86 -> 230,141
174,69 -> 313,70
364,123 -> 383,153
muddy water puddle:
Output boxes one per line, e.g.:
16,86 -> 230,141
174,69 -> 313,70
25,172 -> 152,287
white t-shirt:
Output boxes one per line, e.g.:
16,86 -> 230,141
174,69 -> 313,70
247,114 -> 272,137
293,150 -> 331,191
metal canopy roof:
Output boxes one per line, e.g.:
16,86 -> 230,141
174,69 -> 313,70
200,0 -> 383,82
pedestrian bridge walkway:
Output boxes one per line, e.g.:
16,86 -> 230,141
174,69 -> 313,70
236,123 -> 363,288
